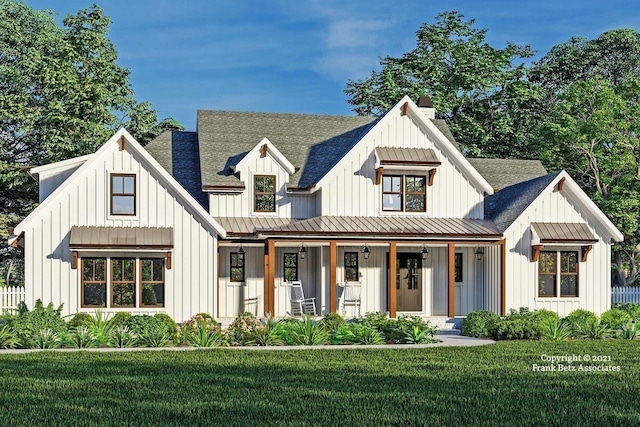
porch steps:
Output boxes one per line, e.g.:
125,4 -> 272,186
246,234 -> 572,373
424,316 -> 464,331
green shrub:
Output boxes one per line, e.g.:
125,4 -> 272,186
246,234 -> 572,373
184,325 -> 228,347
532,309 -> 560,327
8,300 -> 66,348
285,316 -> 329,346
137,328 -> 172,348
32,328 -> 64,349
180,313 -> 221,344
109,326 -> 137,348
67,326 -> 97,348
359,311 -> 390,331
544,319 -> 571,341
600,309 -> 632,332
0,325 -> 19,349
66,313 -> 94,330
124,315 -> 167,337
332,323 -> 385,345
319,312 -> 347,335
88,310 -> 114,346
615,303 -> 640,322
461,310 -> 500,338
489,317 -> 543,340
227,312 -> 264,346
154,313 -> 179,342
578,318 -> 612,339
620,322 -> 640,340
108,312 -> 132,329
387,315 -> 437,343
563,309 -> 597,336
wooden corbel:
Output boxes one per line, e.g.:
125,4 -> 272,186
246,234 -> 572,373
428,169 -> 437,186
261,144 -> 268,158
119,135 -> 126,151
71,251 -> 78,269
401,102 -> 409,116
166,252 -> 172,270
376,167 -> 384,185
532,244 -> 544,262
556,177 -> 565,192
581,245 -> 593,262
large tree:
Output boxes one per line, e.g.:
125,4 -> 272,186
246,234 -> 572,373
0,1 -> 182,285
345,11 -> 539,157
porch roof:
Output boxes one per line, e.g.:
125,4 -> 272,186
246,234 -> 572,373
214,217 -> 298,236
375,147 -> 440,166
69,226 -> 173,249
253,216 -> 502,239
531,222 -> 598,244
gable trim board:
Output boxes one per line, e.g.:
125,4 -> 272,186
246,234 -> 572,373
232,137 -> 296,178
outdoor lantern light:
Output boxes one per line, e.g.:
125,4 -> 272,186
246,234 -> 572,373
421,245 -> 429,260
238,245 -> 245,254
362,244 -> 371,260
299,243 -> 307,260
475,247 -> 484,261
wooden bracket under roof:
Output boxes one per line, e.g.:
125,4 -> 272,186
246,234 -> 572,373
71,251 -> 78,269
119,135 -> 126,151
166,252 -> 172,270
428,169 -> 437,186
531,244 -> 544,262
401,102 -> 409,116
261,144 -> 268,158
376,167 -> 384,185
581,245 -> 592,262
556,177 -> 565,191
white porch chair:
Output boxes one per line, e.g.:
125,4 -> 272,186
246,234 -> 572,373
287,281 -> 317,316
338,282 -> 362,317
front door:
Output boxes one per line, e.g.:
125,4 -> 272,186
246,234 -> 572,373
396,253 -> 422,312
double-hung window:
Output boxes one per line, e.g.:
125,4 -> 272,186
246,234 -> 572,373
382,175 -> 426,212
110,174 -> 136,215
80,257 -> 165,308
284,253 -> 298,281
538,251 -> 578,298
254,175 -> 276,212
230,252 -> 245,282
344,252 -> 359,282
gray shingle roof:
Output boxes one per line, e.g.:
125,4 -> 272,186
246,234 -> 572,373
467,158 -> 548,191
144,131 -> 209,210
196,111 -> 376,188
485,171 -> 562,232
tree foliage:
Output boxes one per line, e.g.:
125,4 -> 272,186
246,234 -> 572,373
345,11 -> 538,157
0,1 -> 182,285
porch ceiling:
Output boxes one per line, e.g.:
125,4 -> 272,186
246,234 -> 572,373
254,216 -> 502,239
69,226 -> 173,249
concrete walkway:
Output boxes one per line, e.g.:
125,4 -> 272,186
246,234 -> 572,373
0,333 -> 494,354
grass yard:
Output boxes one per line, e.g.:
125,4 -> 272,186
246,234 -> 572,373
1,341 -> 640,426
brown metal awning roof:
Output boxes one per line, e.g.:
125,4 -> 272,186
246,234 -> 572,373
214,217 -> 299,236
375,147 -> 441,166
254,216 -> 502,239
531,223 -> 598,243
70,226 -> 173,249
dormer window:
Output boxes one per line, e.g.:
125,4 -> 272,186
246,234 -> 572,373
254,175 -> 276,212
110,174 -> 136,216
382,175 -> 426,212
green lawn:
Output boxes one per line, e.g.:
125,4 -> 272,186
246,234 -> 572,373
1,341 -> 639,426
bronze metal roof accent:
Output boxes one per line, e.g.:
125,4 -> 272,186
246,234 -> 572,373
69,226 -> 174,249
531,223 -> 598,243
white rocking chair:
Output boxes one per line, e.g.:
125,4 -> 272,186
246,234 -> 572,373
338,282 -> 362,317
287,281 -> 317,316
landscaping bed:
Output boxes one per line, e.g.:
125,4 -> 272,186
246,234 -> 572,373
0,340 -> 638,426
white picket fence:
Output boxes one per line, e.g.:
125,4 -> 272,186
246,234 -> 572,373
612,286 -> 640,305
0,286 -> 26,312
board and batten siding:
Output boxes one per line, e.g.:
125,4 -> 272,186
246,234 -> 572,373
23,145 -> 218,322
487,187 -> 613,316
208,151 -> 316,219
318,112 -> 485,218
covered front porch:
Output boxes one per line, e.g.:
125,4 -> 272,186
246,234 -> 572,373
215,216 -> 507,319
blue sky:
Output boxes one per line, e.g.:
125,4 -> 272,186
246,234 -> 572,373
27,0 -> 640,130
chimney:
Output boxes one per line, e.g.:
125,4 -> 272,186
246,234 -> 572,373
417,95 -> 435,119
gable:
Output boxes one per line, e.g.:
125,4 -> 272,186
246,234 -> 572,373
11,129 -> 226,243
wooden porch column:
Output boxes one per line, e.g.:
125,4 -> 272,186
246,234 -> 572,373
500,239 -> 507,316
389,242 -> 397,318
264,239 -> 276,316
329,241 -> 337,313
448,243 -> 455,317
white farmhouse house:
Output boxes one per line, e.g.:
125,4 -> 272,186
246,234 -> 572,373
8,96 -> 623,322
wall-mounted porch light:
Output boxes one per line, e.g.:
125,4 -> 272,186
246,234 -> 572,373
362,244 -> 371,260
421,245 -> 430,260
475,247 -> 484,261
299,243 -> 307,260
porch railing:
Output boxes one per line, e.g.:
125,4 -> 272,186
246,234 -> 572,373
0,286 -> 25,312
612,286 -> 640,305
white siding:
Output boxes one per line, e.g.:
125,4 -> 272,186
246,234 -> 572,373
22,145 -> 218,322
318,113 -> 485,218
218,246 -> 264,318
493,188 -> 613,316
